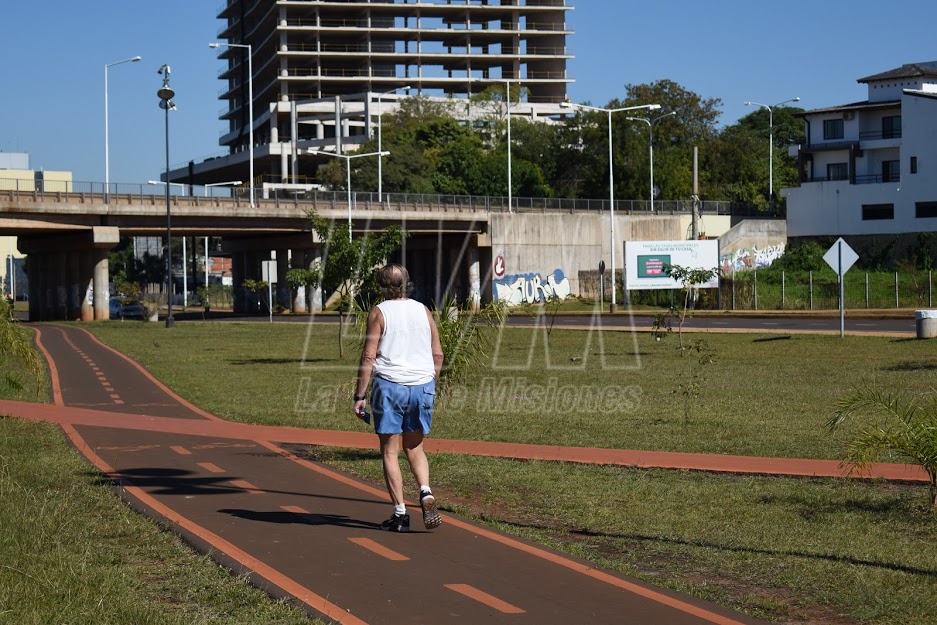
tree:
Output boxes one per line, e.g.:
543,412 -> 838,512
665,264 -> 721,348
704,123 -> 766,206
618,80 -> 723,202
712,104 -> 805,211
555,80 -> 722,202
0,300 -> 44,399
303,211 -> 407,359
829,385 -> 937,511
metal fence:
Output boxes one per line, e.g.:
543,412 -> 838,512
1,177 -> 757,216
623,270 -> 936,311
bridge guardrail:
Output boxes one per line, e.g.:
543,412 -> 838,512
1,178 -> 760,216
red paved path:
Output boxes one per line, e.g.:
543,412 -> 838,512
3,323 -> 926,624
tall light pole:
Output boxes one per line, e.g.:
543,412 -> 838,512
625,111 -> 676,213
472,79 -> 515,212
743,97 -> 800,210
308,150 -> 390,241
561,100 -> 662,312
505,80 -> 512,213
104,55 -> 141,202
203,181 -> 241,295
157,65 -> 176,328
210,42 -> 254,207
376,86 -> 409,202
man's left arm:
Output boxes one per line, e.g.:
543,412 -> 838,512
425,307 -> 444,381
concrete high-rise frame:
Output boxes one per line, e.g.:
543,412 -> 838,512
177,0 -> 573,189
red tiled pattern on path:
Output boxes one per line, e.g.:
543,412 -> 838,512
1,398 -> 926,483
2,321 -> 924,625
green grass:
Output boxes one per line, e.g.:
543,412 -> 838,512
87,321 -> 937,459
82,319 -> 937,625
304,448 -> 937,625
0,418 -> 320,625
0,326 -> 322,624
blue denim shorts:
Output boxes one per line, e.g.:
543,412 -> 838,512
371,376 -> 436,435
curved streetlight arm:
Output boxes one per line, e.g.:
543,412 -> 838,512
209,42 -> 254,207
560,99 -> 662,311
744,97 -> 799,206
308,150 -> 390,240
625,111 -> 675,213
104,56 -> 141,203
374,86 -> 410,201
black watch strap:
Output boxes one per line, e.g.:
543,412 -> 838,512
354,393 -> 366,401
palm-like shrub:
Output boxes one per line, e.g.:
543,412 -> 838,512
828,386 -> 937,510
432,296 -> 505,402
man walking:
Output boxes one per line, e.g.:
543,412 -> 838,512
354,264 -> 444,532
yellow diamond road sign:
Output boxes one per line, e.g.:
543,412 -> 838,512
823,238 -> 859,275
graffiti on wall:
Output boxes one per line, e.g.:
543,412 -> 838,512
720,243 -> 785,273
494,269 -> 571,305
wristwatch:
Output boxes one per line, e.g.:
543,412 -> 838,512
353,393 -> 366,401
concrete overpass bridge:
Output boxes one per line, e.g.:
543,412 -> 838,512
1,185 -> 742,321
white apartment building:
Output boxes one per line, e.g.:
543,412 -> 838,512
784,62 -> 937,239
177,0 -> 574,188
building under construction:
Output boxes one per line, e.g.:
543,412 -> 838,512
176,0 -> 574,191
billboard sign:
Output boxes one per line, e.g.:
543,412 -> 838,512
625,240 -> 720,290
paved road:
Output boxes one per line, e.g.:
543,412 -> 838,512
528,312 -> 918,336
158,308 -> 919,336
27,323 -> 768,625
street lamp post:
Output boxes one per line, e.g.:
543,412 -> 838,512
308,150 -> 390,241
561,100 -> 662,312
471,78 -> 515,212
104,55 -> 141,202
625,111 -> 676,213
505,80 -> 512,213
376,86 -> 410,202
157,65 -> 176,328
743,97 -> 800,210
148,181 -> 190,308
203,181 -> 241,297
210,42 -> 254,207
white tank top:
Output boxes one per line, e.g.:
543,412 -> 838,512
373,299 -> 435,385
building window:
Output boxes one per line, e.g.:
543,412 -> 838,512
827,163 -> 848,181
862,204 -> 894,220
916,202 -> 937,218
882,160 -> 900,183
911,156 -> 918,174
823,118 -> 844,140
882,116 -> 902,139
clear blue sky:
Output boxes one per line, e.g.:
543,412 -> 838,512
2,1 -> 935,185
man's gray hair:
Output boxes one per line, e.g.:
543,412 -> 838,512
378,263 -> 413,299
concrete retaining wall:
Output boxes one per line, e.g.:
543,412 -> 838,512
487,213 -> 734,302
718,220 -> 788,273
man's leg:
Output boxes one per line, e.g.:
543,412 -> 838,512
401,431 -> 429,487
379,433 -> 405,505
403,432 -> 441,529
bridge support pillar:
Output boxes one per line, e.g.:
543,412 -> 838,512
19,227 -> 119,321
92,249 -> 110,320
276,248 -> 290,312
231,251 -> 247,314
468,247 -> 481,312
54,252 -> 68,320
309,247 -> 323,312
26,253 -> 43,321
290,248 -> 307,314
79,251 -> 94,321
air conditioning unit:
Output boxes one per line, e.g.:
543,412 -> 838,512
843,111 -> 856,121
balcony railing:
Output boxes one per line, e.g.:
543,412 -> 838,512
855,174 -> 900,185
859,130 -> 902,141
